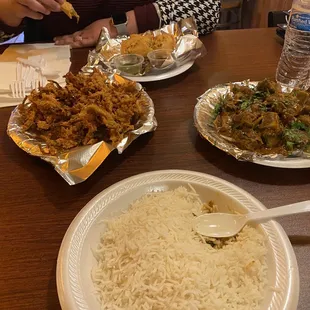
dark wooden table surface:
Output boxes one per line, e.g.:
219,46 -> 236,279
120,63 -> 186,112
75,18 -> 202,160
0,28 -> 309,310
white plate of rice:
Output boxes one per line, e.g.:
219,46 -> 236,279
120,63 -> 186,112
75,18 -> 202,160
57,170 -> 299,310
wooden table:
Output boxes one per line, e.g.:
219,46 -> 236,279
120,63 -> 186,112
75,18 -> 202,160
242,0 -> 292,28
0,28 -> 309,309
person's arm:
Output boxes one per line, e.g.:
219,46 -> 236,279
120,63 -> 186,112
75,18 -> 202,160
133,3 -> 160,33
55,0 -> 220,48
154,0 -> 221,35
54,12 -> 139,48
133,0 -> 220,35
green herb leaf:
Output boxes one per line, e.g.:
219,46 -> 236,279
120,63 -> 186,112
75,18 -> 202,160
212,95 -> 225,118
284,129 -> 302,143
240,100 -> 251,110
260,105 -> 268,111
253,91 -> 265,99
213,103 -> 222,118
290,121 -> 308,131
286,141 -> 294,151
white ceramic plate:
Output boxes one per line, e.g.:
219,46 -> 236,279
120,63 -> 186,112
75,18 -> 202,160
57,170 -> 299,310
123,61 -> 194,82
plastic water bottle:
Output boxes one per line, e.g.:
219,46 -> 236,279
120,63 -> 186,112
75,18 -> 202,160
276,0 -> 310,89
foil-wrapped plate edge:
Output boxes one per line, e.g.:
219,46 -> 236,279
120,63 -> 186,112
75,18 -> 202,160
7,73 -> 157,185
194,81 -> 310,168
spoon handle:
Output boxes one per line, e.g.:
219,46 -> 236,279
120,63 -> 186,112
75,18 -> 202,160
246,200 -> 310,222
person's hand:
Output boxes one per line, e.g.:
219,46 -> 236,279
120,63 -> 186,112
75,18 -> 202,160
54,18 -> 117,48
0,0 -> 64,27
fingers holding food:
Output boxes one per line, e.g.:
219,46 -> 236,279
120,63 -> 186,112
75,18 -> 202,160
40,0 -> 63,12
17,0 -> 51,15
17,0 -> 63,13
19,6 -> 44,20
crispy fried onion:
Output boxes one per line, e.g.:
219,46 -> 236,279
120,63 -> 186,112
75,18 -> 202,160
18,70 -> 147,155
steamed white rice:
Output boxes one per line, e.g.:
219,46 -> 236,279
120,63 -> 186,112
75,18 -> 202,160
92,187 -> 268,310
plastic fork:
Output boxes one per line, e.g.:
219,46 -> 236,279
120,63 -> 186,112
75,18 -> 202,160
16,62 -> 22,81
10,60 -> 48,98
32,79 -> 40,91
40,75 -> 47,87
31,77 -> 47,91
10,80 -> 25,98
10,79 -> 44,98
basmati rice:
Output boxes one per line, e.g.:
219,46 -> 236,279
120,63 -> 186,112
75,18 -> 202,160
92,187 -> 268,310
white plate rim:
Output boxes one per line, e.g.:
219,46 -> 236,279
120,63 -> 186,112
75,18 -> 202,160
123,61 -> 194,82
252,157 -> 310,168
56,169 -> 300,310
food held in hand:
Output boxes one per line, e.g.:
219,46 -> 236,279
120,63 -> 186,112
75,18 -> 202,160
18,70 -> 147,155
61,0 -> 80,23
121,33 -> 176,57
213,79 -> 310,155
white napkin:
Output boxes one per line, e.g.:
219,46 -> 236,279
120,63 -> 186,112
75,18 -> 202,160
0,44 -> 71,108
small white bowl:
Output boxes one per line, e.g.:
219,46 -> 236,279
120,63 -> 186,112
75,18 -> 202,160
57,170 -> 299,310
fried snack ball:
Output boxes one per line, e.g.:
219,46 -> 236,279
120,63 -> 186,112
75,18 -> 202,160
152,33 -> 176,50
121,33 -> 176,57
121,34 -> 154,57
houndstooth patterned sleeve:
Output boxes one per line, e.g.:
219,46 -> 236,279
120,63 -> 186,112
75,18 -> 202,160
155,0 -> 221,35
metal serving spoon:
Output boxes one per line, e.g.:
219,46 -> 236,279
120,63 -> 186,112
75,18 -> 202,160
193,200 -> 310,238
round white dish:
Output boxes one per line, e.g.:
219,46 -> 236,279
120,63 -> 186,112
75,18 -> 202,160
124,61 -> 194,82
57,170 -> 299,310
253,157 -> 310,168
194,81 -> 310,169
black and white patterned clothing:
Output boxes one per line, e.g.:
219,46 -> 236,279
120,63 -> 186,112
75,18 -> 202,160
156,0 -> 221,35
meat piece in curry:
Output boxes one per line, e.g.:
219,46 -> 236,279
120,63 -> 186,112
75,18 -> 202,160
213,79 -> 310,155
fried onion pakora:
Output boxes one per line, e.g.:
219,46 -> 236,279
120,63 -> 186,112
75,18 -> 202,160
18,70 -> 147,155
61,0 -> 80,23
213,79 -> 310,155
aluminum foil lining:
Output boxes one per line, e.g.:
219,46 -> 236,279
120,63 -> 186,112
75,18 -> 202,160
7,70 -> 157,185
194,81 -> 310,162
82,16 -> 206,76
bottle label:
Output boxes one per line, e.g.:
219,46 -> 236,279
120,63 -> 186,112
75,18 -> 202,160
290,13 -> 310,31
